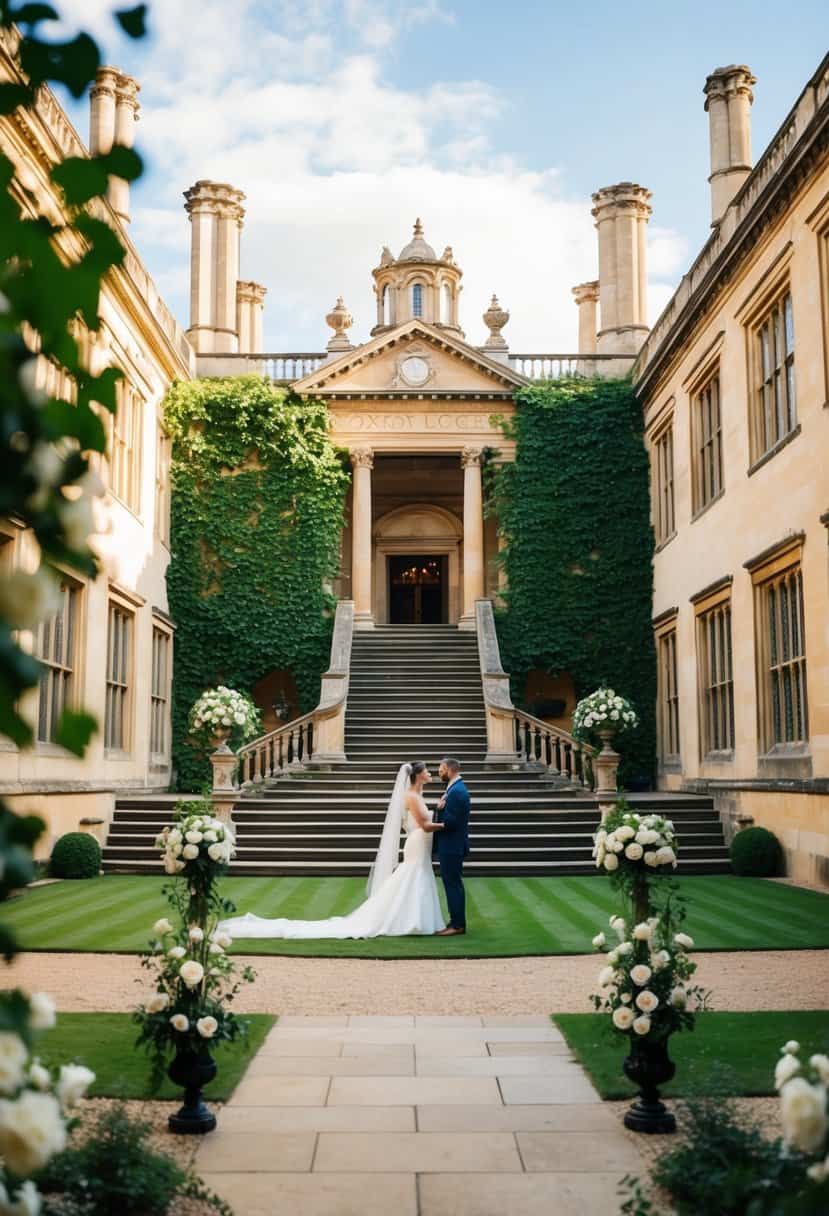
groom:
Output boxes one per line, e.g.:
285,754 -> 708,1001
433,757 -> 470,936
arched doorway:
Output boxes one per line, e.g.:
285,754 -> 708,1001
373,504 -> 462,624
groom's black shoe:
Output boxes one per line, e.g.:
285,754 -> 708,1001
435,927 -> 466,936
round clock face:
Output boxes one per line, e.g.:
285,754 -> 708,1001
400,355 -> 430,386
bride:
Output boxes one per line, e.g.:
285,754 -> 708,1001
218,761 -> 446,939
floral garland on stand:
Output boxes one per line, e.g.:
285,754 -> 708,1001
593,800 -> 678,922
573,688 -> 639,805
775,1041 -> 829,1209
188,686 -> 261,754
135,799 -> 254,1133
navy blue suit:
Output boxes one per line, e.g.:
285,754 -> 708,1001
435,778 -> 470,930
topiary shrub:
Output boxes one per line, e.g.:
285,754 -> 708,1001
50,832 -> 101,879
730,826 -> 783,877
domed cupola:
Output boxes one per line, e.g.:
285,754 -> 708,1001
371,219 -> 464,337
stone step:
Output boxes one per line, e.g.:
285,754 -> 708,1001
101,856 -> 734,877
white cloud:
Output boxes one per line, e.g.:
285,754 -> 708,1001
56,0 -> 685,352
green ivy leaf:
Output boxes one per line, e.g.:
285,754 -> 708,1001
115,4 -> 147,37
103,144 -> 143,182
0,82 -> 30,114
19,32 -> 100,97
10,3 -> 59,23
43,397 -> 106,452
51,156 -> 109,206
54,708 -> 97,756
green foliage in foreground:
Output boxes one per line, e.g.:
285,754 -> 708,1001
6,874 -> 829,958
489,378 -> 656,784
163,375 -> 349,788
554,1010 -> 829,1099
38,1013 -> 274,1100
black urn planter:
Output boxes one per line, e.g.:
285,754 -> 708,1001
622,1036 -> 677,1134
167,1047 -> 217,1135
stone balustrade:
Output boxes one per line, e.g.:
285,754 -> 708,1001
506,353 -> 635,380
513,708 -> 593,786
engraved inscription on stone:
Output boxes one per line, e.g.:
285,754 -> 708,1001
331,413 -> 497,433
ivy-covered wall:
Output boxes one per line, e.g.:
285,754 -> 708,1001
489,378 -> 656,784
164,376 -> 349,790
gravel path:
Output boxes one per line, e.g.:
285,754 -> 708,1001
7,949 -> 828,1014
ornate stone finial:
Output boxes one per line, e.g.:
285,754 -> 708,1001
351,447 -> 374,469
461,446 -> 483,468
325,296 -> 354,353
380,245 -> 394,266
441,246 -> 454,265
572,280 -> 599,306
483,294 -> 510,350
413,217 -> 423,236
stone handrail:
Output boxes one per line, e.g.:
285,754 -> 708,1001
473,598 -> 595,787
507,353 -> 636,381
194,352 -> 328,382
236,599 -> 354,784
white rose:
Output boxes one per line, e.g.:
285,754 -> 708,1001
644,851 -> 659,867
3,1178 -> 41,1216
635,990 -> 659,1014
146,993 -> 170,1014
616,826 -> 636,842
775,1053 -> 800,1090
28,1059 -> 51,1092
669,986 -> 687,1009
592,933 -> 606,949
179,961 -> 205,988
610,838 -> 625,853
610,710 -> 619,720
182,844 -> 200,861
29,993 -> 56,1031
234,712 -> 246,725
604,854 -> 619,872
809,1054 -> 829,1084
153,918 -> 173,936
617,942 -> 633,956
630,964 -> 652,986
0,1090 -> 66,1174
196,1016 -> 218,1039
0,1033 -> 28,1095
620,993 -> 632,1004
633,922 -> 652,941
782,1040 -> 800,1055
163,854 -> 180,875
674,933 -> 694,950
208,942 -> 224,955
168,829 -> 182,845
215,933 -> 233,949
606,950 -> 619,966
598,966 -> 615,988
807,1153 -> 829,1183
168,946 -> 186,960
655,846 -> 677,866
185,831 -> 203,844
651,950 -> 671,972
57,1064 -> 95,1109
612,1006 -> 634,1030
632,1015 -> 652,1036
169,1014 -> 189,1032
609,916 -> 626,937
780,1077 -> 828,1154
207,843 -> 225,862
203,831 -> 218,844
625,843 -> 644,861
172,842 -> 183,857
188,926 -> 204,942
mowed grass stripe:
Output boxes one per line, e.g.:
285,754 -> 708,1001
6,875 -> 829,957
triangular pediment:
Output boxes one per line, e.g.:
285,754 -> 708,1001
293,320 -> 526,397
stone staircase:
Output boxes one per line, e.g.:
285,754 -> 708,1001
102,625 -> 732,876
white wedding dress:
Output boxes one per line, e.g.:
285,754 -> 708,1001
218,766 -> 446,939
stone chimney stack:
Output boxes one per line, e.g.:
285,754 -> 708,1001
183,180 -> 246,354
591,183 -> 652,356
89,67 -> 140,225
236,281 -> 267,354
571,280 -> 599,354
704,65 -> 756,225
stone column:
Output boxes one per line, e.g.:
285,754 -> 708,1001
704,65 -> 756,225
107,72 -> 139,224
236,281 -> 267,353
592,182 -> 652,356
571,280 -> 599,354
89,65 -> 119,157
460,447 -> 485,631
184,181 -> 246,354
351,448 -> 374,630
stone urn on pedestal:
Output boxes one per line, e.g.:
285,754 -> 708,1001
593,727 -> 621,820
210,728 -> 237,827
622,1035 -> 677,1135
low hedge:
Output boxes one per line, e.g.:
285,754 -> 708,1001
50,832 -> 101,879
730,826 -> 783,878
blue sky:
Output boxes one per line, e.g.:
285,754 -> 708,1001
55,1 -> 828,352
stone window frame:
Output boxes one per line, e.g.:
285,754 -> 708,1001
104,589 -> 138,756
806,190 -> 829,409
154,409 -> 172,547
744,535 -> 809,758
33,571 -> 85,749
739,250 -> 798,471
149,617 -> 173,762
648,403 -> 676,550
688,354 -> 725,519
102,377 -> 144,517
411,282 -> 424,319
653,607 -> 680,768
691,576 -> 735,761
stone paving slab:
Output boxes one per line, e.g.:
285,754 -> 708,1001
416,1103 -> 620,1133
499,1073 -> 600,1105
328,1076 -> 503,1106
217,1105 -> 417,1133
252,1054 -> 417,1077
314,1131 -> 523,1173
194,1130 -> 315,1173
415,1055 -> 582,1077
201,1172 -> 418,1216
486,1041 -> 571,1056
418,1171 -> 626,1215
230,1074 -> 331,1106
517,1130 -> 641,1172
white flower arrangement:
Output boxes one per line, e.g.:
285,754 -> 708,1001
573,687 -> 639,743
188,686 -> 260,750
591,912 -> 706,1041
0,991 -> 94,1210
154,806 -> 235,877
593,802 -> 679,876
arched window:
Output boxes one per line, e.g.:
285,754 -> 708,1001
412,283 -> 423,318
441,283 -> 452,324
382,285 -> 391,325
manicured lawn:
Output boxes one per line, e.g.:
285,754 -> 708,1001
6,874 -> 829,957
554,1011 -> 829,1099
39,1013 -> 275,1101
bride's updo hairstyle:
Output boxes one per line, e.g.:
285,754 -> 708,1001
408,761 -> 427,785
